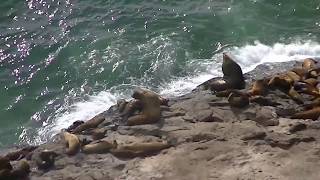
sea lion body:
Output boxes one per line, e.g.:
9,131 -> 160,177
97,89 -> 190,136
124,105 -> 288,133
302,58 -> 316,70
63,132 -> 80,155
222,53 -> 245,89
127,88 -> 162,126
33,150 -> 57,170
227,91 -> 249,108
248,79 -> 267,96
110,141 -> 170,158
82,140 -> 115,154
292,107 -> 320,120
72,114 -> 105,133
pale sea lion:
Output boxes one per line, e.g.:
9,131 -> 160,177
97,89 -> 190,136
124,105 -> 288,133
127,88 -> 162,126
63,132 -> 80,155
82,140 -> 115,154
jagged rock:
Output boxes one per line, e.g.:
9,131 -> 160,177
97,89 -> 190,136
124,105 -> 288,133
241,131 -> 266,141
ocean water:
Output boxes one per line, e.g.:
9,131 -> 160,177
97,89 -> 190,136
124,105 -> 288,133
0,0 -> 320,148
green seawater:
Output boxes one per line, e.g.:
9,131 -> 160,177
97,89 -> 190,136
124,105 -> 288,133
0,0 -> 320,148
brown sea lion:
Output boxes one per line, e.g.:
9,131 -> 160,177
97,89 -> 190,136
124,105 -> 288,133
288,86 -> 304,104
227,90 -> 249,108
91,127 -> 108,140
268,75 -> 293,91
127,88 -> 161,126
202,77 -> 233,92
66,120 -> 84,133
63,132 -> 80,155
286,71 -> 301,82
110,140 -> 170,158
0,156 -> 12,171
119,99 -> 142,118
33,150 -> 58,170
291,107 -> 320,120
294,82 -> 320,97
222,53 -> 245,89
10,160 -> 30,179
82,140 -> 115,154
291,68 -> 307,78
303,98 -> 320,109
5,146 -> 38,161
72,113 -> 105,134
248,79 -> 267,96
303,78 -> 318,86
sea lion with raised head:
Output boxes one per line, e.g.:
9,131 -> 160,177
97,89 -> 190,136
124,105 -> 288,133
127,88 -> 162,126
63,132 -> 80,155
222,53 -> 245,89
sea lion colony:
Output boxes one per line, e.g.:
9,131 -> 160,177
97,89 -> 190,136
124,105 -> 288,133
1,53 -> 320,179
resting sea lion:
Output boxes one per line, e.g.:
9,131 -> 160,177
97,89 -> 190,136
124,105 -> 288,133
288,86 -> 304,104
127,88 -> 162,126
63,132 -> 80,155
227,90 -> 249,108
303,78 -> 318,86
10,160 -> 30,179
33,150 -> 57,170
82,140 -> 115,154
5,146 -> 38,161
291,107 -> 320,120
248,79 -> 267,96
0,156 -> 12,171
72,113 -> 105,133
302,58 -> 316,70
110,140 -> 170,158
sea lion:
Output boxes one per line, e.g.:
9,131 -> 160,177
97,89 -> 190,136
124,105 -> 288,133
268,75 -> 293,91
72,113 -> 105,133
10,160 -> 30,179
5,146 -> 38,161
288,86 -> 304,104
127,88 -> 161,126
248,79 -> 267,96
227,90 -> 249,108
302,58 -> 316,70
110,140 -> 170,158
291,68 -> 307,78
82,140 -> 115,154
222,53 -> 245,89
303,78 -> 318,86
119,99 -> 142,118
201,77 -> 233,92
66,120 -> 84,133
291,107 -> 320,120
294,82 -> 320,97
286,71 -> 301,82
117,99 -> 128,113
63,132 -> 80,155
91,127 -> 108,140
33,150 -> 57,170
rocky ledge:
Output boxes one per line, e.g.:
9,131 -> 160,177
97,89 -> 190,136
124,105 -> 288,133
2,56 -> 320,180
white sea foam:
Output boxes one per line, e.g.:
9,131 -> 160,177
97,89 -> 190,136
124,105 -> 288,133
160,40 -> 320,96
32,40 -> 320,143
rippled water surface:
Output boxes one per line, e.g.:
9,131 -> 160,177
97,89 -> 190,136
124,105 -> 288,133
0,0 -> 320,147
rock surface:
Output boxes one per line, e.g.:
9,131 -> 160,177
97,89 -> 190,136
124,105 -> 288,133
2,61 -> 320,180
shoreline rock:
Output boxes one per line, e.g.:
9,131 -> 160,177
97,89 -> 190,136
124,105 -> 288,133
2,58 -> 320,180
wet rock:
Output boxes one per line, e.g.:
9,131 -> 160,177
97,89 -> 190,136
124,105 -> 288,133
194,109 -> 214,122
254,107 -> 279,126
